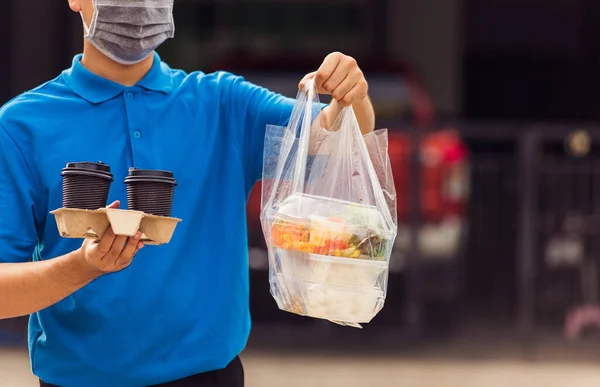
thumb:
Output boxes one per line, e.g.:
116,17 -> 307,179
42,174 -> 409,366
298,72 -> 317,91
106,200 -> 120,209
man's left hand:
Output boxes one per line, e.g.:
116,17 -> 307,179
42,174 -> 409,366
299,52 -> 368,107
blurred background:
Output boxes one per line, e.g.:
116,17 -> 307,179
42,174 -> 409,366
4,0 -> 600,386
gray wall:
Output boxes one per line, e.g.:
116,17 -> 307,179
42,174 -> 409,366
388,0 -> 464,116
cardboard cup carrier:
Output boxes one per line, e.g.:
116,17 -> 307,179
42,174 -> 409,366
52,162 -> 181,245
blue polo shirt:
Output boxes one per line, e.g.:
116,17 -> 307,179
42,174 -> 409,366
0,53 -> 296,387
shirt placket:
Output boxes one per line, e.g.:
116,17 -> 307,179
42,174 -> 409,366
123,87 -> 145,167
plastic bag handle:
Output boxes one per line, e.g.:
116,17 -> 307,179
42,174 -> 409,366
262,79 -> 318,213
264,79 -> 395,232
290,79 -> 317,194
343,107 -> 396,231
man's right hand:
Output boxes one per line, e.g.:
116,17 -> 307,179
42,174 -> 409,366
0,201 -> 144,319
76,200 -> 144,276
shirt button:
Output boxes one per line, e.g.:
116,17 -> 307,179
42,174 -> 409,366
133,131 -> 141,139
127,92 -> 135,100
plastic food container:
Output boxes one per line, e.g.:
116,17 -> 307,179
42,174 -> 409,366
273,248 -> 387,288
266,193 -> 395,262
270,274 -> 385,324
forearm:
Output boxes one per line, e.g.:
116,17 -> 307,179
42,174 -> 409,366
351,96 -> 375,135
320,96 -> 375,135
0,251 -> 99,319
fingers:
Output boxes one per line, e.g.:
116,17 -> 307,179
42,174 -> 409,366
106,234 -> 128,263
323,62 -> 355,97
82,224 -> 145,273
96,227 -> 117,254
330,69 -> 360,104
125,240 -> 145,266
298,71 -> 317,91
335,81 -> 358,108
92,202 -> 120,250
107,200 -> 120,209
309,52 -> 368,106
314,52 -> 343,94
115,232 -> 143,267
338,81 -> 368,107
135,241 -> 145,252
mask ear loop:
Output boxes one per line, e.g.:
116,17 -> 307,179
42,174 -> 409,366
168,0 -> 176,38
80,0 -> 99,38
79,12 -> 90,35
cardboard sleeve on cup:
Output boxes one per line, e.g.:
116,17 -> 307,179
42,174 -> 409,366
51,208 -> 182,245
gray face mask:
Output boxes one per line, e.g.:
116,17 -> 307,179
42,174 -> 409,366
81,0 -> 175,65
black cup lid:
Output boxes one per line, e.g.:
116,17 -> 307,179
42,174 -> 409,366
61,161 -> 113,180
125,168 -> 177,185
64,161 -> 111,173
127,168 -> 173,178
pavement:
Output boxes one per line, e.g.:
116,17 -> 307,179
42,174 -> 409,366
4,347 -> 600,387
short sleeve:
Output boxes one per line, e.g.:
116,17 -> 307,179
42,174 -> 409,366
221,73 -> 296,189
0,124 -> 39,263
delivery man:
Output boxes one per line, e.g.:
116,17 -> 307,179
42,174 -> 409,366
0,0 -> 375,386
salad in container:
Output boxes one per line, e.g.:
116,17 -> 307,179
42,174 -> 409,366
265,193 -> 394,289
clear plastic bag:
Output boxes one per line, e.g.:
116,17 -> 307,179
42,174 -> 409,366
261,79 -> 397,327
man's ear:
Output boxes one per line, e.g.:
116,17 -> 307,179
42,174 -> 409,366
68,0 -> 82,13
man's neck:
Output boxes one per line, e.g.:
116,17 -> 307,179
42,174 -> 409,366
80,41 -> 154,87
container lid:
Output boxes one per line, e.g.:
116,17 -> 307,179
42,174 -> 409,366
272,193 -> 394,237
64,161 -> 111,173
127,168 -> 173,178
124,168 -> 177,185
61,161 -> 113,180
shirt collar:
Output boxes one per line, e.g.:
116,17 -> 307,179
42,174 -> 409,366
63,52 -> 173,104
